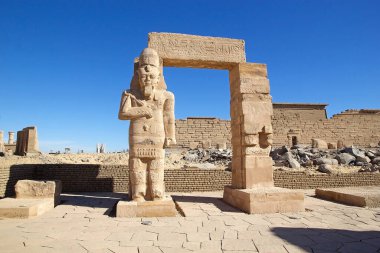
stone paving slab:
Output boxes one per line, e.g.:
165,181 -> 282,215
0,190 -> 379,252
316,186 -> 380,207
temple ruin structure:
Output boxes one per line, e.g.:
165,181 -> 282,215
117,32 -> 304,214
175,106 -> 380,149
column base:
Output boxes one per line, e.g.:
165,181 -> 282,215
223,186 -> 304,214
116,196 -> 177,217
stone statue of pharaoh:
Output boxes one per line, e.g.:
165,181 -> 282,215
118,48 -> 176,202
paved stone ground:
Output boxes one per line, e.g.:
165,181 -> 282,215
1,190 -> 380,253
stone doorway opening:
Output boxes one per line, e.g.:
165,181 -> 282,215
164,67 -> 230,120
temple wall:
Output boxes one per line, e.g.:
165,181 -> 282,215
175,107 -> 380,148
175,117 -> 231,148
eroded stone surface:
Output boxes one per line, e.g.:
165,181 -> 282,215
15,180 -> 61,200
148,32 -> 246,69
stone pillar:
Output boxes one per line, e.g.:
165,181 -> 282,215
24,127 -> 39,153
223,63 -> 304,214
16,131 -> 25,155
15,127 -> 39,155
8,131 -> 15,144
229,63 -> 274,188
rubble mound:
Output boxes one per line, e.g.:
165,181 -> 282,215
271,145 -> 380,174
165,148 -> 231,170
2,145 -> 379,174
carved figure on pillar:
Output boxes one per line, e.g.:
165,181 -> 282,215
118,48 -> 176,202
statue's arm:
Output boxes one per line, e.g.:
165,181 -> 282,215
118,91 -> 152,120
163,91 -> 176,147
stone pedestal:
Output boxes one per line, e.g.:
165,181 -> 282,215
0,198 -> 55,218
223,186 -> 304,214
116,196 -> 177,217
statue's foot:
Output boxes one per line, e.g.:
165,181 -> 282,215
152,193 -> 165,201
132,196 -> 145,202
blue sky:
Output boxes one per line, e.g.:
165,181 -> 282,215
1,0 -> 379,152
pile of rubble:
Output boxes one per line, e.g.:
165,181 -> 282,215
175,148 -> 232,169
271,145 -> 380,173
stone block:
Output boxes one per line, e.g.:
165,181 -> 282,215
148,33 -> 245,69
116,196 -> 177,217
312,138 -> 328,149
189,142 -> 199,149
223,186 -> 304,214
15,180 -> 62,206
242,156 -> 274,188
0,198 -> 54,218
315,186 -> 380,207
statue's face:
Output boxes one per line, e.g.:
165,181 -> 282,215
138,64 -> 160,99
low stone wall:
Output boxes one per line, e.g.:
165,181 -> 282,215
1,164 -> 380,197
273,172 -> 380,189
0,164 -> 36,197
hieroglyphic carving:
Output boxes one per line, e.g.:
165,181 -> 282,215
148,33 -> 246,63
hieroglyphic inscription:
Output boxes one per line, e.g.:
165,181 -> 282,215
131,147 -> 165,158
148,33 -> 246,63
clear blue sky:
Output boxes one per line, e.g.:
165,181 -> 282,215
1,0 -> 379,153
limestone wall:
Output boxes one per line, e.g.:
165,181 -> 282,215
273,109 -> 380,147
176,117 -> 231,148
175,107 -> 380,148
2,164 -> 380,197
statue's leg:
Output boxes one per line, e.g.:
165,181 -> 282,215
148,158 -> 165,200
129,157 -> 147,202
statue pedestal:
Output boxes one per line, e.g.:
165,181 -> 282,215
116,196 -> 177,217
223,186 -> 304,214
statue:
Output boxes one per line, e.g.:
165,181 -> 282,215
118,48 -> 176,202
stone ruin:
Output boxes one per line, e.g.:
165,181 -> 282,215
0,126 -> 39,156
117,32 -> 304,215
174,106 -> 380,149
96,143 -> 106,153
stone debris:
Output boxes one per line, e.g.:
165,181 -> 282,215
271,145 -> 380,174
180,148 -> 232,169
2,145 -> 380,175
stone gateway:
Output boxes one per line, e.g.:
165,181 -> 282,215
118,32 -> 304,215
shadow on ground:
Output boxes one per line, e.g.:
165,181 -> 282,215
171,195 -> 241,212
60,192 -> 129,216
272,227 -> 380,253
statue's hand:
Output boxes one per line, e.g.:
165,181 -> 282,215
144,107 -> 153,119
164,138 -> 176,148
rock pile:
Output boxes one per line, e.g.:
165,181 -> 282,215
181,148 -> 232,169
271,145 -> 380,173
